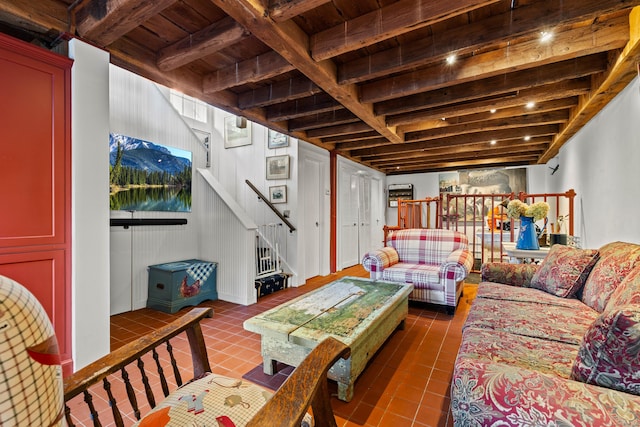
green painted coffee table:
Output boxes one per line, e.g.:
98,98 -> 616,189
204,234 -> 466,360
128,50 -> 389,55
243,276 -> 413,401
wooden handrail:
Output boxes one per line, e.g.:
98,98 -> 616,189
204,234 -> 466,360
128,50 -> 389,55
246,179 -> 296,232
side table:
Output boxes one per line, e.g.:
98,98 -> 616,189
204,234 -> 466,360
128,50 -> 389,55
502,242 -> 550,264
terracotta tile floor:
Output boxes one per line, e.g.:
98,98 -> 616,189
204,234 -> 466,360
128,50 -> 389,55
83,265 -> 478,426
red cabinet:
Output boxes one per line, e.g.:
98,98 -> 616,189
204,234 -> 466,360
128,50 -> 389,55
0,34 -> 73,374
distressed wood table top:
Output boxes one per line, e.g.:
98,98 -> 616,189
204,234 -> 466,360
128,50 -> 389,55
245,277 -> 412,346
244,277 -> 413,401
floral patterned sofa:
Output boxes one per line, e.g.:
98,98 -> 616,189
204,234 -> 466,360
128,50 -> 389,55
451,241 -> 640,426
361,228 -> 474,314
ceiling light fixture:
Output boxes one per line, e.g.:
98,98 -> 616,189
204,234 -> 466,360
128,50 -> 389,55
526,101 -> 535,109
540,31 -> 553,43
490,109 -> 497,114
524,136 -> 531,141
446,54 -> 456,65
490,140 -> 497,145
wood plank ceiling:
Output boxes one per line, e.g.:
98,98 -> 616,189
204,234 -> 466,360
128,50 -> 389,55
3,0 -> 640,174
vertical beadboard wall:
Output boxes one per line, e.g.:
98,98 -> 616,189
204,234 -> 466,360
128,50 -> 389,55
109,66 -> 284,310
110,66 -> 203,311
197,169 -> 257,305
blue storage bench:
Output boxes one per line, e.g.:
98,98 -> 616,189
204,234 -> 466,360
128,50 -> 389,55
147,259 -> 217,313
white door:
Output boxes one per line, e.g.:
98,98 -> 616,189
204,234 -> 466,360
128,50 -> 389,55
357,175 -> 371,257
339,169 -> 360,268
303,158 -> 321,279
370,178 -> 384,248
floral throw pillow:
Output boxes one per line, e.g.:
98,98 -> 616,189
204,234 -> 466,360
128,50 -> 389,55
530,245 -> 599,298
571,305 -> 640,396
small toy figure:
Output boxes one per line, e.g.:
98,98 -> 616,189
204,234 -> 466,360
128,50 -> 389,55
487,200 -> 509,231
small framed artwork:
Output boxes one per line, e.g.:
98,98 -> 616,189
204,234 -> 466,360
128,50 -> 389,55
269,185 -> 287,204
224,116 -> 252,148
268,129 -> 289,149
266,155 -> 290,180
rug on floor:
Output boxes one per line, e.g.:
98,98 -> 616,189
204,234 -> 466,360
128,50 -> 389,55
242,362 -> 293,391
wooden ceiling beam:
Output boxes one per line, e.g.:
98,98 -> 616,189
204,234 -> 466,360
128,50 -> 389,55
310,0 -> 500,61
399,98 -> 578,134
378,150 -> 545,170
360,137 -> 550,162
212,0 -> 402,143
334,138 -> 390,151
323,131 -> 381,143
375,55 -> 607,116
0,0 -> 68,35
352,125 -> 559,157
238,78 -> 322,109
288,110 -> 358,131
387,79 -> 591,126
266,93 -> 340,121
157,17 -> 249,71
361,15 -> 628,104
386,162 -> 530,175
203,50 -> 294,92
306,122 -> 373,138
541,7 -> 640,162
382,155 -> 537,174
72,0 -> 177,46
365,141 -> 549,165
339,0 -> 640,85
404,111 -> 569,142
269,0 -> 332,22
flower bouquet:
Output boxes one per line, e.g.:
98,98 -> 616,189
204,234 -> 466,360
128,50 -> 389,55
506,200 -> 549,249
506,200 -> 550,221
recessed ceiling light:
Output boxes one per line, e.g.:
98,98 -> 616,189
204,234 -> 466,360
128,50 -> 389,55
490,140 -> 497,145
446,54 -> 456,65
540,31 -> 553,43
490,109 -> 497,114
441,117 -> 446,121
524,136 -> 531,141
526,101 -> 535,109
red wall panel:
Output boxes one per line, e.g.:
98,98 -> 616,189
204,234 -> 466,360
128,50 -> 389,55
0,33 -> 73,375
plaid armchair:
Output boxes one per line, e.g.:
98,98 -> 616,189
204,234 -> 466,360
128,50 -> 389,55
362,228 -> 473,314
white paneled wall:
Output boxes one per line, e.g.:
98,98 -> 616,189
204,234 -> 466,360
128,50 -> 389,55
110,67 -> 204,312
198,169 -> 257,305
109,66 -> 295,310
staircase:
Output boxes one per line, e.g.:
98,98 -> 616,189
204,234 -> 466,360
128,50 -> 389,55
254,223 -> 292,299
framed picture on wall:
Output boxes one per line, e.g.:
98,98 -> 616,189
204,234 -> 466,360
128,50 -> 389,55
266,155 -> 290,180
224,116 -> 252,148
269,185 -> 287,203
268,129 -> 289,148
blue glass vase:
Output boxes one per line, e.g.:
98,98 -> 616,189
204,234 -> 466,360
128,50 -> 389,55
516,216 -> 540,250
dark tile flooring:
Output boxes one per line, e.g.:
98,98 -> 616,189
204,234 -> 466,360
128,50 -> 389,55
95,265 -> 478,426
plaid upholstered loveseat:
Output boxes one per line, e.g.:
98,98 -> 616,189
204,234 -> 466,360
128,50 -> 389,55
361,228 -> 474,314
